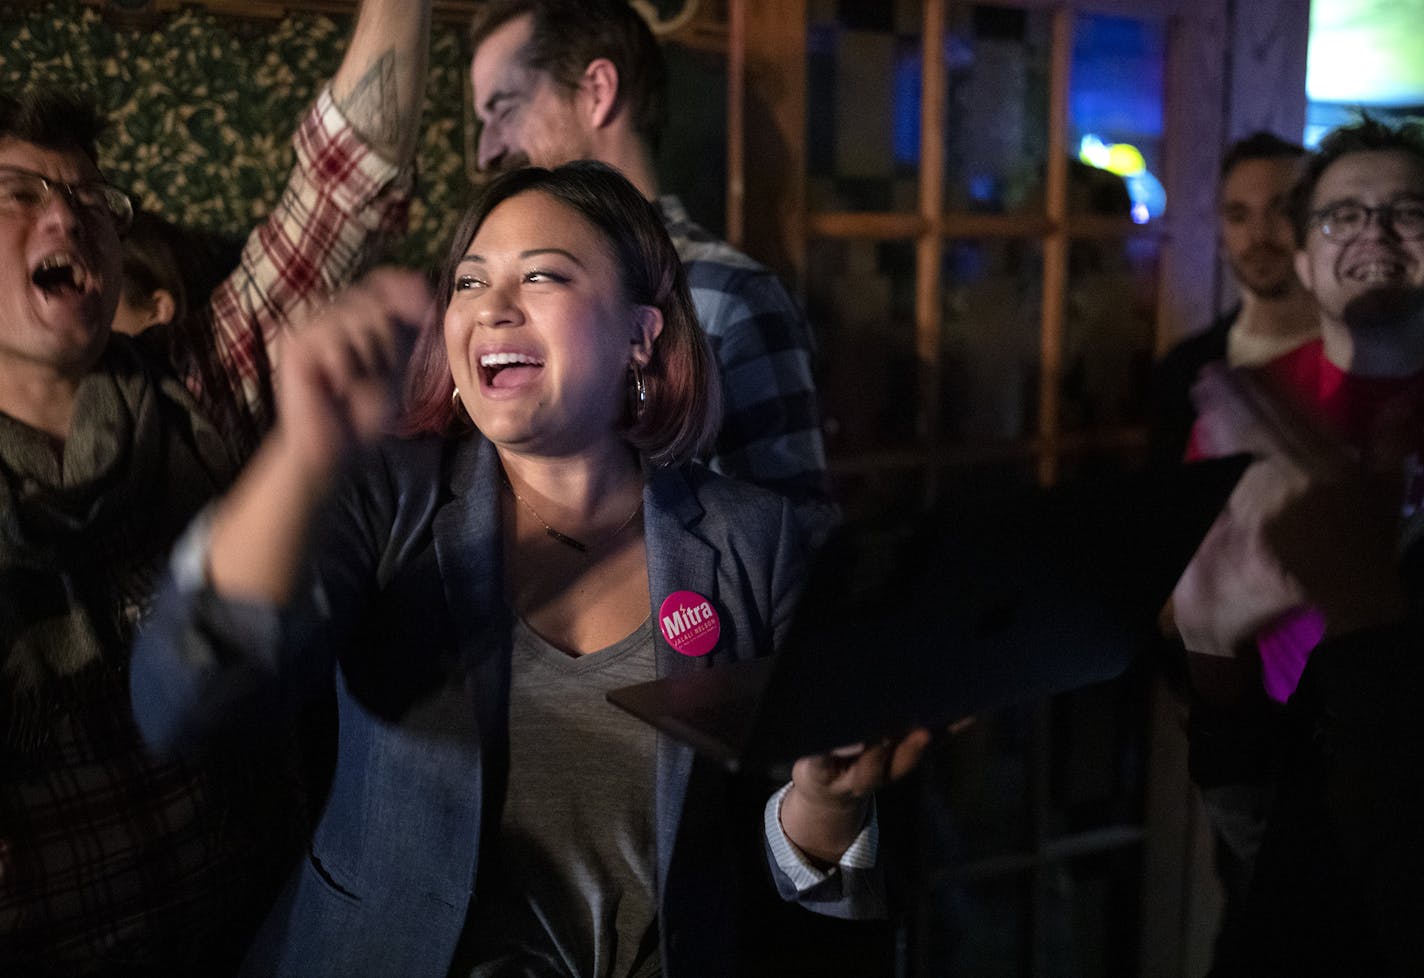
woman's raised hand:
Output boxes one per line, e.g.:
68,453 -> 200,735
207,269 -> 433,604
275,268 -> 434,478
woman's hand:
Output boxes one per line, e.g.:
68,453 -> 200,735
780,729 -> 932,867
208,269 -> 433,603
274,268 -> 433,481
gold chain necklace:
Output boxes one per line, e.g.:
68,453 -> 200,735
502,475 -> 643,554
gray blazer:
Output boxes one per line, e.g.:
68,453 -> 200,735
133,430 -> 872,978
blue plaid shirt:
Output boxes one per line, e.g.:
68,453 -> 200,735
658,196 -> 838,547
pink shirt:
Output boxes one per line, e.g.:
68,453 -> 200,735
1190,339 -> 1424,700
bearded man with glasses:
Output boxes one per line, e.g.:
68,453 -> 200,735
0,2 -> 431,975
1170,117 -> 1424,975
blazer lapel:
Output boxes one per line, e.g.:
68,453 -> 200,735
431,432 -> 510,815
643,466 -> 720,889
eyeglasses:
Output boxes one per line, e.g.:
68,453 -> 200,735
1310,198 -> 1424,243
0,164 -> 133,233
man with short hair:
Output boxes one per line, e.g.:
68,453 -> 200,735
1149,131 -> 1316,466
1173,117 -> 1424,975
1286,121 -> 1424,381
0,2 -> 431,973
1150,130 -> 1316,964
469,0 -> 837,546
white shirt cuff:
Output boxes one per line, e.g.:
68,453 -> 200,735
762,781 -> 879,892
170,504 -> 219,595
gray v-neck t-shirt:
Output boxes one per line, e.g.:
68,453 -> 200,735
455,616 -> 661,978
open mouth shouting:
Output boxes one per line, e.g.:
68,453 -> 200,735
31,250 -> 98,303
479,350 -> 545,390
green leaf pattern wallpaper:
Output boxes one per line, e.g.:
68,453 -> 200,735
0,0 -> 472,268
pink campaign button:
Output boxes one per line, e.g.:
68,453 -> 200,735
657,590 -> 721,657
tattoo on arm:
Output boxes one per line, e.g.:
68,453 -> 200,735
333,50 -> 405,154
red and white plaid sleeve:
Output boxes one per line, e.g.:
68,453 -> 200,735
195,87 -> 413,447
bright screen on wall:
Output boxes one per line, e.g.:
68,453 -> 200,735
1307,0 -> 1424,107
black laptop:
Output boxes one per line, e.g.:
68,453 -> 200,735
608,456 -> 1249,775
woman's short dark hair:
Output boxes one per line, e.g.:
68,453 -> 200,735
402,161 -> 719,467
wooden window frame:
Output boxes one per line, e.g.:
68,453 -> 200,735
728,3 -> 1281,975
735,0 -> 1231,491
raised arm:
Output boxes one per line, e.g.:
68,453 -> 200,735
329,0 -> 432,166
131,271 -> 431,752
193,0 -> 432,454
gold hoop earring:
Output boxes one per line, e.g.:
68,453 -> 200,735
628,362 -> 647,419
451,386 -> 471,424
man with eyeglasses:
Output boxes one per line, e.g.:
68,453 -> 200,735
0,2 -> 430,975
0,167 -> 133,225
1172,117 -> 1424,975
1292,144 -> 1424,377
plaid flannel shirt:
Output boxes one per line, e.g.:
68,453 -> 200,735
657,196 -> 839,547
0,88 -> 410,977
189,87 -> 411,456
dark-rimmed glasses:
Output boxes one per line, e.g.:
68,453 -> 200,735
1310,198 -> 1424,243
0,164 -> 133,233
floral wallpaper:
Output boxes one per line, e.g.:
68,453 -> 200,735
0,0 -> 473,268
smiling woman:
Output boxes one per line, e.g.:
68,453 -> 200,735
406,162 -> 717,468
447,192 -> 648,461
130,160 -> 934,977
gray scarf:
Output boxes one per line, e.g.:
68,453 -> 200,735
0,336 -> 236,751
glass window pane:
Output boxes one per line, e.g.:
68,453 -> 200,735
1047,674 -> 1149,834
931,705 -> 1035,862
1042,850 -> 1144,977
806,237 -> 919,452
807,0 -> 923,212
808,235 -> 1048,517
942,238 -> 1044,442
1061,235 -> 1160,431
657,43 -> 727,237
929,869 -> 1028,977
1069,14 -> 1167,224
944,5 -> 1052,214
